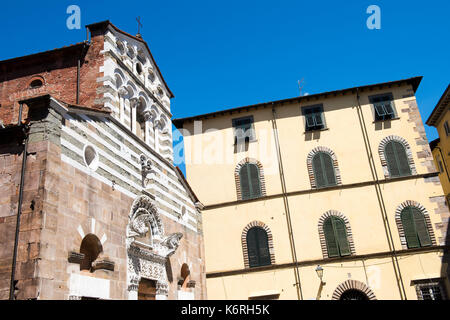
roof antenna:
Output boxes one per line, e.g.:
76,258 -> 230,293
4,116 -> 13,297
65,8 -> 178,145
136,16 -> 143,38
298,78 -> 305,96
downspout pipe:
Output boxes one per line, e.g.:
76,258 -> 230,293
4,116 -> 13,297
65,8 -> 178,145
355,89 -> 407,299
271,105 -> 303,300
9,103 -> 30,300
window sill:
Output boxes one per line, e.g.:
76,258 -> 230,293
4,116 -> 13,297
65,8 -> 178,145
373,117 -> 400,123
233,139 -> 258,146
304,128 -> 329,134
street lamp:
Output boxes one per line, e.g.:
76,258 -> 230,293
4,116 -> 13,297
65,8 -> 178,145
315,265 -> 324,282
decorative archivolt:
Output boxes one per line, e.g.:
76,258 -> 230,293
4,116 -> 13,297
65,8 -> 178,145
114,68 -> 169,131
127,195 -> 183,258
332,280 -> 377,300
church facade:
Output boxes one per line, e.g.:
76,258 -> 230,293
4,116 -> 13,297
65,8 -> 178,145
0,21 -> 206,300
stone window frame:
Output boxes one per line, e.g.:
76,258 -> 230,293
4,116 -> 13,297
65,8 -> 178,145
318,210 -> 356,259
306,146 -> 342,189
234,158 -> 267,201
395,200 -> 437,250
378,135 -> 417,179
241,221 -> 276,269
414,279 -> 447,300
332,280 -> 377,300
28,75 -> 45,89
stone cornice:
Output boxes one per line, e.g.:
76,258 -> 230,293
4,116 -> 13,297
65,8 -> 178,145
203,172 -> 441,210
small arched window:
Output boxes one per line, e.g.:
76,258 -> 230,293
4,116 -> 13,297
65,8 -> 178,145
312,152 -> 337,188
401,206 -> 432,248
246,227 -> 271,268
323,216 -> 351,258
80,234 -> 103,272
240,163 -> 262,200
29,79 -> 43,89
385,141 -> 412,177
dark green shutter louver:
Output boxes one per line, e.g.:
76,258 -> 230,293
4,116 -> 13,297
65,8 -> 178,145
247,227 -> 271,268
385,141 -> 412,177
240,164 -> 251,200
313,152 -> 337,188
334,218 -> 351,256
412,207 -> 432,247
240,163 -> 262,200
324,217 -> 351,258
401,206 -> 432,249
324,218 -> 339,258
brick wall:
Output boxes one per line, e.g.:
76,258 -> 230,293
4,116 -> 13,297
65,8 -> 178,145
0,31 -> 106,127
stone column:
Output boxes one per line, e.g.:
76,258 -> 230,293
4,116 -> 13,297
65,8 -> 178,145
127,274 -> 140,301
156,281 -> 169,300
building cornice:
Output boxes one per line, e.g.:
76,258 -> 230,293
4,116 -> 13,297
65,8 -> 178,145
173,76 -> 423,129
206,245 -> 449,279
426,84 -> 450,127
202,172 -> 440,210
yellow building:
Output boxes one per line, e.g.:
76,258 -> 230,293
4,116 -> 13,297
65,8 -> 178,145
174,77 -> 450,300
427,85 -> 450,208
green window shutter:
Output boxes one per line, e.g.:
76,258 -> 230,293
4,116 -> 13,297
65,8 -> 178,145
313,152 -> 337,188
246,228 -> 259,267
240,165 -> 251,200
385,142 -> 400,177
322,153 -> 337,186
333,218 -> 351,256
248,164 -> 262,199
247,228 -> 271,268
313,154 -> 326,188
324,218 -> 339,258
385,141 -> 412,177
401,207 -> 420,249
240,164 -> 262,200
411,208 -> 432,247
394,142 -> 412,176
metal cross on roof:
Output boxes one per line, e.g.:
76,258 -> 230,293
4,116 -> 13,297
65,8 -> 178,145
136,16 -> 143,36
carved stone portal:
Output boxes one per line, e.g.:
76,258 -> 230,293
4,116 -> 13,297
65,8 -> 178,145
127,195 -> 183,300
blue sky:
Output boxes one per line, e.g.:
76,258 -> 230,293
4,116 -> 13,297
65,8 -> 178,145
1,0 -> 449,171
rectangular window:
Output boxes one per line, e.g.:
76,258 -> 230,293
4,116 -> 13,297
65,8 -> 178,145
302,104 -> 325,132
444,121 -> 450,137
414,280 -> 447,300
233,116 -> 256,144
370,93 -> 396,122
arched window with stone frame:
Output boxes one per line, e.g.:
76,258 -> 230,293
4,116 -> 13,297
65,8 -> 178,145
307,147 -> 342,189
379,136 -> 417,179
241,221 -> 275,269
235,158 -> 267,201
318,211 -> 356,259
395,201 -> 436,250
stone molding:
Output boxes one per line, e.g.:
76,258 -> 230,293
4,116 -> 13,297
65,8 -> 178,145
395,200 -> 437,250
306,146 -> 342,189
378,135 -> 417,178
241,221 -> 276,269
332,280 -> 377,300
234,158 -> 267,201
318,210 -> 356,258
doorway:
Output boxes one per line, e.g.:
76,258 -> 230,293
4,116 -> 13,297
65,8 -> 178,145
138,278 -> 157,300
